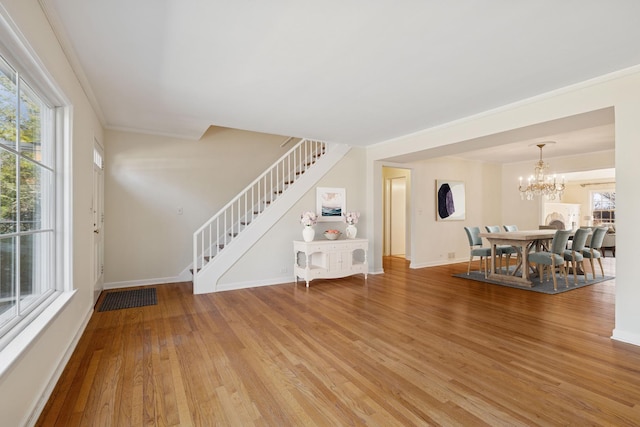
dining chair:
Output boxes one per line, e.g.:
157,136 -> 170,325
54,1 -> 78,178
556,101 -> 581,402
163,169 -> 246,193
563,227 -> 590,285
528,230 -> 572,291
485,225 -> 517,273
581,226 -> 608,280
503,225 -> 518,232
463,226 -> 491,277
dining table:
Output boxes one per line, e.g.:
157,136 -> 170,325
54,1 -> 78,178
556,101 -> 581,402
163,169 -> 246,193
478,229 -> 559,287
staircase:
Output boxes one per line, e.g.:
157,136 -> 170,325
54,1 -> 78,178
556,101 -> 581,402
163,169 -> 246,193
192,139 -> 351,294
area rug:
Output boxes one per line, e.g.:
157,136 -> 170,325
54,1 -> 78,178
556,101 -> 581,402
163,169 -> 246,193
453,271 -> 614,294
98,288 -> 157,312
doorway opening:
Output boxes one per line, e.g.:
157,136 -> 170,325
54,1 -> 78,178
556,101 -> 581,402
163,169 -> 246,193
383,167 -> 411,259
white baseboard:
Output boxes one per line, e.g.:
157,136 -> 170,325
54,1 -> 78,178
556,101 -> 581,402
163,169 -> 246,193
106,268 -> 379,294
26,305 -> 92,427
103,276 -> 184,290
409,258 -> 466,269
611,328 -> 640,347
215,275 -> 296,293
215,272 -> 375,292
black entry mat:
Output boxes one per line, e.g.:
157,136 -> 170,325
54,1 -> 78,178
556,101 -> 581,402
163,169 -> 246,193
98,288 -> 157,312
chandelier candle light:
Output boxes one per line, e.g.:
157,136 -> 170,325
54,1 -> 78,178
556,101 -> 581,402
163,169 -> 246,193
518,143 -> 565,201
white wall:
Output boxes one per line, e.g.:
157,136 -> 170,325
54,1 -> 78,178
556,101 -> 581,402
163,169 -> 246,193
104,127 -> 291,287
0,1 -> 103,425
220,147 -> 367,286
367,68 -> 640,346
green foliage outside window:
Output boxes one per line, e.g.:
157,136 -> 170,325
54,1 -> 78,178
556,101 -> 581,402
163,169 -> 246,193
0,65 -> 43,306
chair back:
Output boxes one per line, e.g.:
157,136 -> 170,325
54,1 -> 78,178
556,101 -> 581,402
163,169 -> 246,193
464,226 -> 483,247
485,225 -> 501,233
550,230 -> 572,255
588,227 -> 608,250
571,227 -> 591,252
503,225 -> 518,232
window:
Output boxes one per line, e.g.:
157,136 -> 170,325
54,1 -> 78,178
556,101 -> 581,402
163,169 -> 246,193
591,191 -> 615,226
0,9 -> 72,356
0,53 -> 57,340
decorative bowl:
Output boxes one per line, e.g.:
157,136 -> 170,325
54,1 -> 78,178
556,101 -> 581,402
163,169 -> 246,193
324,230 -> 341,240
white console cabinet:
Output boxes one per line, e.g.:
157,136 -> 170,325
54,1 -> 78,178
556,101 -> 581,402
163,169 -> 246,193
293,238 -> 368,287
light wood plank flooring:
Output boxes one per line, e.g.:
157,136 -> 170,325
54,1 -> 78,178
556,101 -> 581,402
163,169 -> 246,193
37,257 -> 640,426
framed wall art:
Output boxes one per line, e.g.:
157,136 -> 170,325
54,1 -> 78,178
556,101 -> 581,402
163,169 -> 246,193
436,180 -> 465,221
316,187 -> 345,221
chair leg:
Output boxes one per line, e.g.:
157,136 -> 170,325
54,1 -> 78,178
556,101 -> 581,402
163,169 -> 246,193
588,258 -> 596,281
467,255 -> 473,275
550,260 -> 558,291
597,257 -> 605,278
571,256 -> 577,285
560,264 -> 569,288
579,261 -> 588,283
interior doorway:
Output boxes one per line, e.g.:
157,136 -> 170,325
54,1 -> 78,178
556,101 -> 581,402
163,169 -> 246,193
383,167 -> 411,259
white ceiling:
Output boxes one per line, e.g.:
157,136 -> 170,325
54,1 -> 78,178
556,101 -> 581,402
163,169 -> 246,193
41,1 -> 639,159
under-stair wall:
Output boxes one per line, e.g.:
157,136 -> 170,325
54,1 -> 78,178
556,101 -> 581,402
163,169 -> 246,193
192,140 -> 351,294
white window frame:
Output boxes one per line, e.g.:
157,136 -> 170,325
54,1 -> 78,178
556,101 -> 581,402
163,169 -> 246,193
0,6 -> 74,373
590,190 -> 616,227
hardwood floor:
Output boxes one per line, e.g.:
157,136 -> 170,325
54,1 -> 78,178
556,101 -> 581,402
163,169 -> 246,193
37,257 -> 640,426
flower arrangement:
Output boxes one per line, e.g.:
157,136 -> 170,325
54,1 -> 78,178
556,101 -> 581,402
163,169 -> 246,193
300,211 -> 318,227
343,211 -> 360,225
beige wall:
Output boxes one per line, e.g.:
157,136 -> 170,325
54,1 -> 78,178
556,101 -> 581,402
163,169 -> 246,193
0,1 -> 103,425
104,127 -> 290,286
221,147 -> 367,285
404,157 -> 502,268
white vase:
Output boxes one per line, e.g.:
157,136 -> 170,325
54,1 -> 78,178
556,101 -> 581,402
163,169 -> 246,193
302,226 -> 315,242
345,224 -> 357,239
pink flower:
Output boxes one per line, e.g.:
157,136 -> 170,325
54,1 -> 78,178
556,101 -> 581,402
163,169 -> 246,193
300,211 -> 318,227
343,211 -> 360,225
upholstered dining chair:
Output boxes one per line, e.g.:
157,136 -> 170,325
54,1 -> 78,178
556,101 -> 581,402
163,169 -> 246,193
503,225 -> 518,232
464,226 -> 491,277
485,225 -> 517,273
563,227 -> 590,285
582,226 -> 608,280
528,230 -> 572,291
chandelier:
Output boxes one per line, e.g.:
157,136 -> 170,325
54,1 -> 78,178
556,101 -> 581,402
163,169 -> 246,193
518,143 -> 565,200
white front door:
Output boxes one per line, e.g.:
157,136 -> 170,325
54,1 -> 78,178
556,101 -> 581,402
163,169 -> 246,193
92,141 -> 105,303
